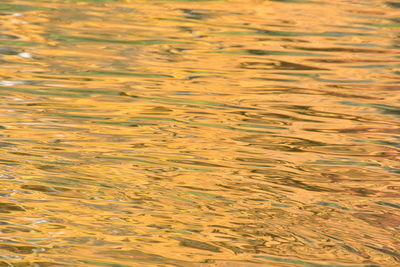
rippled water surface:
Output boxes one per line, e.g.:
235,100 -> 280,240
0,0 -> 399,266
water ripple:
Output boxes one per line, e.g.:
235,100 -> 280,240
0,0 -> 399,266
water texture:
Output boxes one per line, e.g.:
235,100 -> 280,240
0,0 -> 399,266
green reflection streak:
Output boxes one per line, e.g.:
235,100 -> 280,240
255,255 -> 379,267
49,33 -> 193,45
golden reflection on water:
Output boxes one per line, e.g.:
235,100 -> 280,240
0,0 -> 399,266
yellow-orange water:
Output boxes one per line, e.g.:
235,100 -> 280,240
0,0 -> 399,266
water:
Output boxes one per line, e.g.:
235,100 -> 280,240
0,0 -> 399,266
